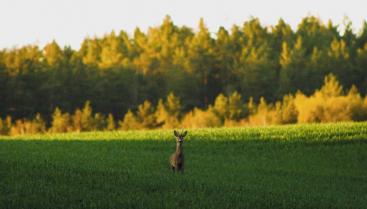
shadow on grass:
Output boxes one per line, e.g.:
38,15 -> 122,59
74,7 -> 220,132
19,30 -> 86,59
0,138 -> 366,209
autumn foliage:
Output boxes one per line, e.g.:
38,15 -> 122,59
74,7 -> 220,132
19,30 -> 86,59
1,16 -> 367,135
1,74 -> 367,136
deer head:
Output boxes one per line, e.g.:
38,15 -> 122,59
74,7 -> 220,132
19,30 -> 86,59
174,130 -> 187,144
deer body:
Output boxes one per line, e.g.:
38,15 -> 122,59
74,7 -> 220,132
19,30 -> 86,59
170,130 -> 187,172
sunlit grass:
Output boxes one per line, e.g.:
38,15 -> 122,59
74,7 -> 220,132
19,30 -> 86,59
1,121 -> 367,141
0,122 -> 366,209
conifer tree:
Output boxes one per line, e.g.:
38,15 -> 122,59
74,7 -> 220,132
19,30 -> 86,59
213,94 -> 228,121
72,109 -> 83,132
137,100 -> 156,129
106,113 -> 116,131
0,118 -> 4,135
51,107 -> 71,133
119,109 -> 141,130
31,113 -> 46,134
43,40 -> 63,66
93,113 -> 106,131
228,91 -> 244,121
155,93 -> 181,129
81,101 -> 93,131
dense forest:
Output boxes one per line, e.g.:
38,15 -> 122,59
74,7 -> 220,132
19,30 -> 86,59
1,16 -> 367,135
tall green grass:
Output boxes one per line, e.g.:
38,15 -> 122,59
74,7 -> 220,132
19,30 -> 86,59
0,122 -> 366,209
2,122 -> 367,141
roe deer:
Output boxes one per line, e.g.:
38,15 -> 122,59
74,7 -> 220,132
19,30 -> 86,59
170,130 -> 187,172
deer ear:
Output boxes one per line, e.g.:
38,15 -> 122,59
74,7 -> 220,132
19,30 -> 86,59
182,130 -> 187,137
174,130 -> 179,137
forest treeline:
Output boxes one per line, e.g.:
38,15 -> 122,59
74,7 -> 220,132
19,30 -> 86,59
1,16 -> 367,134
1,74 -> 367,135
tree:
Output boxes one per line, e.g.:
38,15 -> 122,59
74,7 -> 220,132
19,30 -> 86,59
319,74 -> 343,97
355,44 -> 367,95
278,37 -> 309,95
186,18 -> 218,106
43,40 -> 63,66
106,113 -> 116,131
0,16 -> 366,129
119,109 -> 141,130
72,109 -> 83,132
228,91 -> 244,121
136,100 -> 156,129
213,94 -> 228,121
296,16 -> 338,53
248,97 -> 272,125
242,18 -> 268,48
237,43 -> 277,101
280,95 -> 298,124
51,107 -> 71,133
155,93 -> 182,128
326,39 -> 354,88
81,101 -> 94,131
181,107 -> 221,128
31,113 -> 46,134
214,27 -> 237,94
155,99 -> 167,126
99,32 -> 124,69
80,38 -> 101,66
0,118 -> 5,135
93,113 -> 106,131
271,18 -> 294,55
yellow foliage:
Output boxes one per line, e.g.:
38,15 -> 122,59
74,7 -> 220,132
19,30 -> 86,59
248,97 -> 273,126
2,75 -> 367,135
213,93 -> 228,121
106,114 -> 116,131
119,109 -> 142,130
155,93 -> 181,129
244,73 -> 367,125
280,95 -> 298,124
10,114 -> 46,136
294,75 -> 367,123
181,107 -> 221,128
137,100 -> 157,129
51,107 -> 72,133
0,116 -> 12,135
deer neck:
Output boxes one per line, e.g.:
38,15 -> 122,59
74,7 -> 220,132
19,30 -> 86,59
176,143 -> 183,154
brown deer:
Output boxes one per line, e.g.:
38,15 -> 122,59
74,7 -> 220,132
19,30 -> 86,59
170,130 -> 187,173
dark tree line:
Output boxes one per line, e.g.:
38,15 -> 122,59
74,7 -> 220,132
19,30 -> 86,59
1,16 -> 367,125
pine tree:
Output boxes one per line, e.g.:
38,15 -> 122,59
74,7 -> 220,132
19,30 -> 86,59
281,95 -> 298,124
72,109 -> 83,132
160,93 -> 182,128
99,32 -> 123,69
51,107 -> 71,133
137,100 -> 156,129
43,40 -> 63,66
278,36 -> 308,95
355,44 -> 367,95
93,113 -> 106,131
119,109 -> 141,130
106,113 -> 116,131
155,99 -> 168,127
81,101 -> 93,131
213,94 -> 228,121
0,118 -> 4,135
31,113 -> 46,134
320,74 -> 343,97
80,38 -> 101,66
228,91 -> 244,121
186,18 -> 217,106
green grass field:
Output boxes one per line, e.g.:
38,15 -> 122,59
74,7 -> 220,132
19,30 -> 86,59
1,122 -> 366,209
